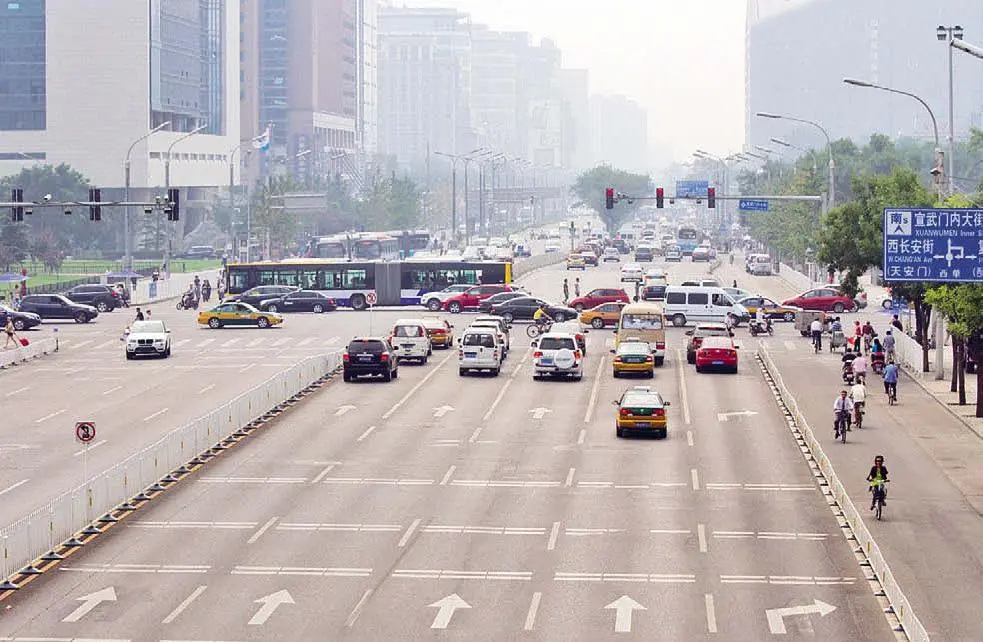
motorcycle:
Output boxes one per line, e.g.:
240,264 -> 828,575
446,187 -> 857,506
748,318 -> 773,336
842,360 -> 855,385
176,293 -> 199,310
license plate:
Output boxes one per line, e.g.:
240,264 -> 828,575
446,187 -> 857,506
712,360 -> 724,365
402,344 -> 413,349
540,358 -> 553,366
634,422 -> 651,428
464,352 -> 477,358
357,355 -> 373,361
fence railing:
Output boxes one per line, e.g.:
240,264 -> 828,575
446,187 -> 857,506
779,262 -> 813,293
0,337 -> 58,370
894,329 -> 926,379
758,346 -> 928,642
0,352 -> 342,586
513,253 -> 566,277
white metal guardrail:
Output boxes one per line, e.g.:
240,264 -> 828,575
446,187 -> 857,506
0,352 -> 342,587
758,346 -> 928,642
893,330 -> 926,379
779,262 -> 814,293
0,337 -> 57,370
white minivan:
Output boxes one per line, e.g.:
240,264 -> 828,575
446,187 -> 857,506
391,319 -> 433,363
458,328 -> 504,376
662,286 -> 749,327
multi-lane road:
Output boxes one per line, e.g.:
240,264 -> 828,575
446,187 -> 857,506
1,254 -> 900,640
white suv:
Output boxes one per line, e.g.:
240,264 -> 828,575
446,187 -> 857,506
458,328 -> 504,376
531,332 -> 584,380
422,284 -> 473,311
471,315 -> 511,354
391,319 -> 432,364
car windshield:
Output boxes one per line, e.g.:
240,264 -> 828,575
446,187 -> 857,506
394,325 -> 423,337
621,314 -> 663,330
538,336 -> 576,350
130,321 -> 165,333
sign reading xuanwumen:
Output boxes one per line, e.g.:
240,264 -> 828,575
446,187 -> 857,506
883,207 -> 983,282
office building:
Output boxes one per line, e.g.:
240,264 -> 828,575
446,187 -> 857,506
0,0 -> 240,189
470,25 -> 529,159
555,68 -> 591,170
590,94 -> 650,173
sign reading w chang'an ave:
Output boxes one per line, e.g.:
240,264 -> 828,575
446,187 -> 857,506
882,208 -> 983,282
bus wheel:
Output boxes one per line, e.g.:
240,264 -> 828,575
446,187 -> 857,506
350,294 -> 367,310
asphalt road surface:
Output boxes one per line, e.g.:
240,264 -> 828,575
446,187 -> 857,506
0,254 -> 897,641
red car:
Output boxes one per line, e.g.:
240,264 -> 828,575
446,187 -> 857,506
567,288 -> 630,312
782,287 -> 858,313
694,336 -> 739,373
442,284 -> 514,313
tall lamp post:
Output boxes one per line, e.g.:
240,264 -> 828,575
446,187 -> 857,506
478,152 -> 505,237
435,151 -> 463,246
756,111 -> 835,206
939,25 -> 964,192
462,148 -> 494,244
163,123 -> 208,276
843,77 -> 944,196
770,137 -> 817,173
124,121 -> 171,271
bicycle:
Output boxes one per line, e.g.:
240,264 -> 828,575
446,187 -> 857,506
812,331 -> 823,353
853,403 -> 864,429
527,318 -> 553,338
834,410 -> 850,443
886,382 -> 897,405
870,480 -> 889,520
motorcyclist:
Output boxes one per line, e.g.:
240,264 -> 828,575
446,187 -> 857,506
866,455 -> 889,509
832,390 -> 854,438
841,350 -> 857,384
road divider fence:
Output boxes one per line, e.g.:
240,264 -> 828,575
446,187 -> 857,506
0,337 -> 57,370
514,253 -> 566,278
757,346 -> 927,642
779,262 -> 814,293
0,351 -> 342,589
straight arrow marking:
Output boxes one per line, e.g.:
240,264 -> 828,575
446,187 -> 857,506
429,593 -> 471,629
335,405 -> 356,416
433,405 -> 455,418
62,586 -> 117,622
249,589 -> 294,625
529,407 -> 552,420
605,595 -> 646,633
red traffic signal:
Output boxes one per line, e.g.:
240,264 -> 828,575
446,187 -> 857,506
605,188 -> 615,210
656,187 -> 664,209
707,187 -> 716,209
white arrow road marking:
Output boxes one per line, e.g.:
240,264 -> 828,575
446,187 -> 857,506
335,405 -> 356,417
605,595 -> 646,633
717,410 -> 759,422
248,589 -> 295,625
529,407 -> 552,420
765,599 -> 836,634
429,593 -> 471,629
433,405 -> 455,418
62,586 -> 117,622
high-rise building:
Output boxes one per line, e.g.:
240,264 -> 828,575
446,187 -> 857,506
523,38 -> 563,167
378,6 -> 475,172
590,94 -> 649,173
555,68 -> 591,170
357,0 -> 380,156
0,0 -> 240,189
470,25 -> 529,160
746,0 -> 983,153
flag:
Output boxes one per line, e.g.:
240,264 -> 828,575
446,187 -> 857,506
251,124 -> 272,151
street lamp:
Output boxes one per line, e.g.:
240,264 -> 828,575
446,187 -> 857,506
478,152 -> 505,237
163,123 -> 208,275
938,25 -> 964,191
756,111 -> 835,206
124,121 -> 171,271
952,37 -> 983,59
754,145 -> 776,155
842,77 -> 945,195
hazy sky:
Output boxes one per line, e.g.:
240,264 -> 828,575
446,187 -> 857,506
399,0 -> 748,163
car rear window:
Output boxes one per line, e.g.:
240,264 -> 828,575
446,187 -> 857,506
539,337 -> 576,350
394,325 -> 424,337
621,314 -> 663,330
463,333 -> 495,348
696,326 -> 729,336
349,340 -> 384,354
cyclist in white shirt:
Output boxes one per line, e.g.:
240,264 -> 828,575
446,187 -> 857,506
850,380 -> 867,427
810,318 -> 823,350
852,353 -> 868,383
832,390 -> 854,438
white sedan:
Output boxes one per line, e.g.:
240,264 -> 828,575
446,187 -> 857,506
124,319 -> 171,360
620,263 -> 644,282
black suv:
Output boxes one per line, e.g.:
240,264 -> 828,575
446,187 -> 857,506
343,337 -> 398,382
63,284 -> 120,312
19,294 -> 99,323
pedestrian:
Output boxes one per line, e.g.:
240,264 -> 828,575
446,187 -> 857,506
3,316 -> 16,349
193,275 -> 201,304
135,307 -> 145,322
145,309 -> 152,320
201,279 -> 212,302
853,320 -> 863,353
574,277 -> 580,298
562,278 -> 569,303
733,279 -> 738,288
891,314 -> 904,333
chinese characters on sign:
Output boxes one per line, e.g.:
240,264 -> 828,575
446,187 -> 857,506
883,208 -> 983,282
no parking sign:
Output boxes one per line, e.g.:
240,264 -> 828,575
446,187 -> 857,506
75,421 -> 96,444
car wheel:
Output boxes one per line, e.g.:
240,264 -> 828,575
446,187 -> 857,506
12,319 -> 25,331
75,312 -> 90,324
833,303 -> 845,314
502,312 -> 514,323
267,304 -> 279,313
591,317 -> 605,329
672,314 -> 686,327
449,301 -> 462,314
459,368 -> 468,376
392,366 -> 398,379
687,352 -> 695,365
125,353 -> 134,360
312,303 -> 324,314
647,370 -> 655,378
421,355 -> 428,365
382,368 -> 392,382
164,347 -> 171,357
882,298 -> 893,310
257,317 -> 270,328
208,317 -> 222,329
343,371 -> 352,382
427,298 -> 442,311
655,357 -> 664,367
783,311 -> 795,322
695,365 -> 703,373
96,301 -> 109,312
575,303 -> 585,313
492,367 -> 500,376
350,294 -> 367,310
616,427 -> 625,438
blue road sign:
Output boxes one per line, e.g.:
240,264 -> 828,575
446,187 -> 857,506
739,199 -> 769,212
883,207 -> 983,282
675,180 -> 709,199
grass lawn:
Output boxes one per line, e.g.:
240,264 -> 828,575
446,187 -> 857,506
6,259 -> 224,292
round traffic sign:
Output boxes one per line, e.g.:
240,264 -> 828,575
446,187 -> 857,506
75,421 -> 96,443
366,292 -> 378,306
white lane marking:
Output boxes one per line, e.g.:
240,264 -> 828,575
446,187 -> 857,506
439,465 -> 456,486
246,337 -> 264,348
720,575 -> 855,585
393,569 -> 532,581
221,338 -> 241,348
240,363 -> 257,372
691,468 -> 700,491
554,572 -> 695,583
325,336 -> 340,345
344,589 -> 373,628
60,564 -> 211,574
583,354 -> 606,423
423,526 -> 546,535
468,423 -> 485,443
94,339 -> 118,349
0,479 -> 29,497
35,409 -> 66,423
481,378 -> 514,423
298,337 -> 317,347
232,565 -> 371,577
161,584 -> 207,624
174,338 -> 192,347
577,428 -> 586,445
198,383 -> 215,395
196,338 -> 215,348
398,518 -> 422,547
143,407 -> 168,422
278,523 -> 401,532
649,529 -> 691,535
247,517 -> 279,544
102,385 -> 123,396
564,467 -> 576,488
271,338 -> 290,347
686,430 -> 694,447
547,521 -> 561,551
677,349 -> 691,424
4,385 -> 29,397
72,440 -> 107,457
356,425 -> 376,442
523,591 -> 543,631
697,524 -> 708,553
382,353 -> 453,419
705,593 -> 718,633
310,465 -> 336,484
70,339 -> 94,349
128,521 -> 256,530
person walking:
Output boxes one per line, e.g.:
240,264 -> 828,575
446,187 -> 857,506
574,277 -> 580,298
562,278 -> 569,304
134,307 -> 145,322
3,316 -> 17,349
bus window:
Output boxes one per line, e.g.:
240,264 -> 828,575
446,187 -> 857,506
257,270 -> 277,286
342,268 -> 370,289
227,269 -> 249,292
275,270 -> 300,287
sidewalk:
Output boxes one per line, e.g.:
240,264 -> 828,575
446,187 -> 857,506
129,269 -> 222,306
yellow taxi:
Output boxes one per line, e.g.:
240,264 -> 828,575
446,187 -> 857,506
613,385 -> 669,438
612,339 -> 654,378
736,296 -> 802,322
566,254 -> 586,270
579,301 -> 627,329
197,302 -> 284,329
421,316 -> 454,348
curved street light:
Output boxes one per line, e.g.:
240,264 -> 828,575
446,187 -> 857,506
755,111 -> 835,205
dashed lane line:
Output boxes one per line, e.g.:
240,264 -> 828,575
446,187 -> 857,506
61,564 -> 211,574
127,521 -> 257,530
555,572 -> 697,583
392,569 -> 532,581
523,592 -> 543,631
231,566 -> 372,577
247,516 -> 279,544
0,479 -> 29,497
279,522 -> 402,532
719,575 -> 855,585
161,584 -> 207,624
72,439 -> 107,456
382,353 -> 453,420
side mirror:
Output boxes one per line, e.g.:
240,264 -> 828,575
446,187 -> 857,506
448,324 -> 454,329
609,348 -> 616,354
530,340 -> 538,348
663,401 -> 671,406
734,345 -> 740,350
611,400 -> 619,406
685,330 -> 694,336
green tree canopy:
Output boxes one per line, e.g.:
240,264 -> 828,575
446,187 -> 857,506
572,165 -> 651,231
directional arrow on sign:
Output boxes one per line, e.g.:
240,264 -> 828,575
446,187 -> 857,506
62,586 -> 117,622
717,410 -> 758,422
248,589 -> 295,626
766,599 -> 836,634
605,595 -> 646,633
433,405 -> 455,418
529,407 -> 552,420
334,405 -> 356,417
429,593 -> 471,629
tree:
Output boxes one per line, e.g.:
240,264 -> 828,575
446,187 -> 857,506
0,219 -> 30,270
251,174 -> 302,257
925,285 -> 983,417
571,165 -> 651,232
356,175 -> 422,232
30,228 -> 65,273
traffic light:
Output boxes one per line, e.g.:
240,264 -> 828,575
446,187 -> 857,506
656,187 -> 664,209
605,188 -> 615,210
10,188 -> 23,222
167,188 -> 180,221
707,187 -> 716,209
88,188 -> 101,221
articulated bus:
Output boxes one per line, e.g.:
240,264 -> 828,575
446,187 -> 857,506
307,233 -> 401,261
384,230 -> 433,256
225,258 -> 511,310
675,227 -> 702,255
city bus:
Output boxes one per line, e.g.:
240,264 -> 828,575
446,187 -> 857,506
307,233 -> 401,261
384,230 -> 433,256
676,227 -> 701,255
225,258 -> 511,309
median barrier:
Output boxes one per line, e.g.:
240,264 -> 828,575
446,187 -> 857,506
0,337 -> 58,370
893,330 -> 926,379
513,253 -> 566,278
757,346 -> 928,642
0,351 -> 342,589
779,262 -> 813,293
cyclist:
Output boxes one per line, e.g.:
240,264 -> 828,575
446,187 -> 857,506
850,378 -> 866,427
810,317 -> 823,351
883,330 -> 896,364
883,359 -> 899,402
832,390 -> 854,438
533,303 -> 551,330
866,455 -> 889,510
852,352 -> 868,384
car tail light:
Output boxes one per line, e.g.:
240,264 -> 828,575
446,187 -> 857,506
380,353 -> 390,361
613,356 -> 623,362
693,338 -> 703,347
619,408 -> 631,417
574,350 -> 582,359
533,351 -> 543,358
493,350 -> 499,359
645,355 -> 653,362
111,291 -> 120,298
458,350 -> 463,358
432,329 -> 446,335
653,408 -> 665,416
342,352 -> 350,362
